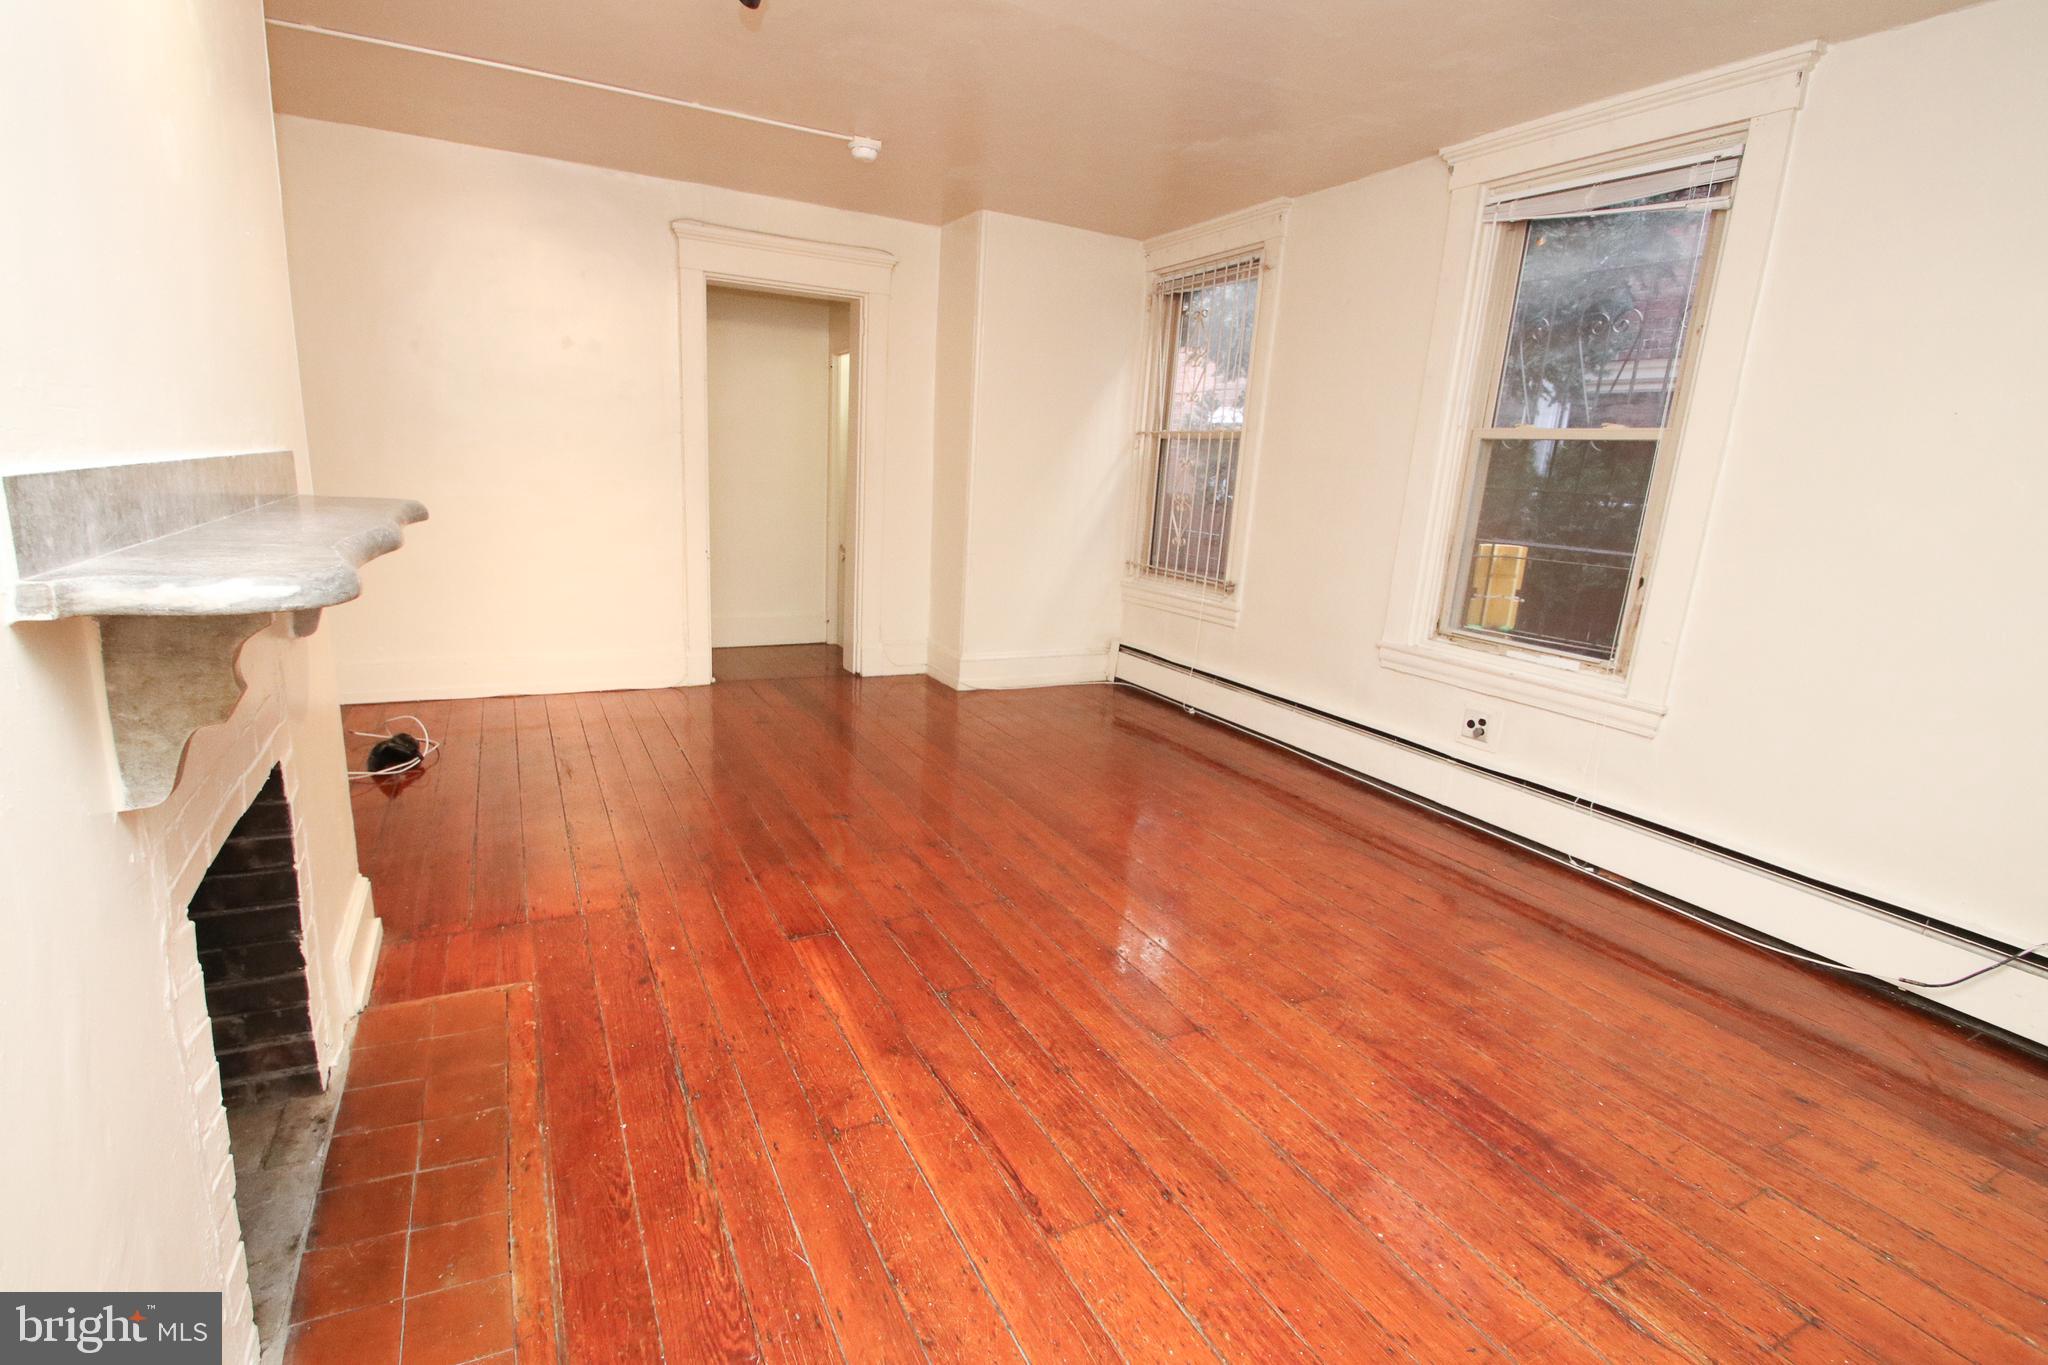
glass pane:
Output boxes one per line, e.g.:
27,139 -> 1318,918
1458,438 -> 1656,660
1148,433 -> 1240,583
1491,206 -> 1712,430
1163,277 -> 1259,432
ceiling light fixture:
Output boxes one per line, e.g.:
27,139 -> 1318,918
264,18 -> 880,164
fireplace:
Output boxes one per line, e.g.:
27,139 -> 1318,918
0,448 -> 418,1354
187,764 -> 347,1359
190,766 -> 319,1105
3,4 -> 422,1344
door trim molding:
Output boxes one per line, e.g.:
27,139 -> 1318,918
673,220 -> 897,683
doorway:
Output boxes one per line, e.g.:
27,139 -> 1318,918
705,287 -> 854,675
672,220 -> 899,686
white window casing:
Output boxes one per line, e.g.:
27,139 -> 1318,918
1124,200 -> 1289,627
1378,43 -> 1822,735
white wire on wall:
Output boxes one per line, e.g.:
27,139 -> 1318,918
264,19 -> 876,154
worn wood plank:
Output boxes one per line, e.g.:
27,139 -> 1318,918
473,696 -> 527,929
329,674 -> 2048,1365
514,695 -> 578,921
528,917 -> 663,1362
505,984 -> 562,1363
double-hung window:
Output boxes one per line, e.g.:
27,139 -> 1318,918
1382,48 -> 1814,733
1134,256 -> 1264,592
1444,145 -> 1739,666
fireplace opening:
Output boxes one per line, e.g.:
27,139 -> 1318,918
192,767 -> 319,1104
191,765 -> 337,1356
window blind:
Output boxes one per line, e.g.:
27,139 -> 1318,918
1484,145 -> 1743,223
1154,255 -> 1262,296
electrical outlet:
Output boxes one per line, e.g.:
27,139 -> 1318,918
1461,709 -> 1491,745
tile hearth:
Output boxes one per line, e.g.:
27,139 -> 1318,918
283,987 -> 552,1365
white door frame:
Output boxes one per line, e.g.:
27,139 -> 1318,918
826,349 -> 853,646
672,220 -> 896,684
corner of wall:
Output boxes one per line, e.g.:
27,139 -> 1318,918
926,640 -> 966,690
927,213 -> 988,672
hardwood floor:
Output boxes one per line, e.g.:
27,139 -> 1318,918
712,643 -> 848,680
336,677 -> 2048,1362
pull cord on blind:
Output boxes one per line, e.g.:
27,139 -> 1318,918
1484,144 -> 1743,223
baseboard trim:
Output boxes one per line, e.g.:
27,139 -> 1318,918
932,646 -> 1113,692
336,650 -> 689,704
1115,648 -> 2048,1047
342,874 -> 381,1015
866,639 -> 929,677
926,642 -> 964,690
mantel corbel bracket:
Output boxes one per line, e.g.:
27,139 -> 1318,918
3,452 -> 425,812
99,613 -> 278,810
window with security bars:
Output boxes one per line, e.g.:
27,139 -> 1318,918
1133,257 -> 1262,590
1444,146 -> 1737,664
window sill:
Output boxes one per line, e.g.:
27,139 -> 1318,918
1123,574 -> 1242,627
1377,638 -> 1665,736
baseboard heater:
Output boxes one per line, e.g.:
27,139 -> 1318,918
1113,644 -> 2047,1058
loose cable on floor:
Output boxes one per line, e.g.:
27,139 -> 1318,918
347,713 -> 441,781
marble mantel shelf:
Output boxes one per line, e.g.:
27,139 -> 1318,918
3,453 -> 427,811
8,495 -> 427,623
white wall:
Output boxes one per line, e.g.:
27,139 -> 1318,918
1120,0 -> 2048,1037
930,211 -> 1144,688
276,116 -> 941,701
707,288 -> 833,648
0,4 -> 371,1357
929,215 -> 986,674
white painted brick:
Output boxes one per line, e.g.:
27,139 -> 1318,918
120,656 -> 361,1362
